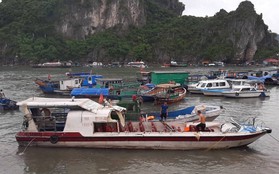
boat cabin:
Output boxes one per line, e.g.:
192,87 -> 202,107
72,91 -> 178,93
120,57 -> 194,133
59,78 -> 82,90
95,78 -> 123,88
17,97 -> 126,133
197,79 -> 231,90
79,74 -> 103,87
185,74 -> 208,85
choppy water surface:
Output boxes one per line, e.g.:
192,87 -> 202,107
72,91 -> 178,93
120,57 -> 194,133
0,66 -> 279,174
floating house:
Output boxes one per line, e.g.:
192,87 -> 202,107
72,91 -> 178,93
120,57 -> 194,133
150,71 -> 189,85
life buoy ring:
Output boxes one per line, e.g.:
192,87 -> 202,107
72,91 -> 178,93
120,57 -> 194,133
235,92 -> 239,97
50,135 -> 59,144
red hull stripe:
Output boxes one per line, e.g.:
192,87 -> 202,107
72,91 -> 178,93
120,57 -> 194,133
15,132 -> 265,142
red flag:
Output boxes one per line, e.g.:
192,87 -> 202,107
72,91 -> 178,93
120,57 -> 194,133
99,93 -> 104,104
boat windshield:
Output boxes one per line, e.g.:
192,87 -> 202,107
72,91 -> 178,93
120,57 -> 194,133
200,83 -> 207,87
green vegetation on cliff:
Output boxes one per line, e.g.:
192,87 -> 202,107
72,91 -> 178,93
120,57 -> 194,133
0,0 -> 278,65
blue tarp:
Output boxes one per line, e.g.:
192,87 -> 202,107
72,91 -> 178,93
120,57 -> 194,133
71,88 -> 109,96
247,75 -> 272,83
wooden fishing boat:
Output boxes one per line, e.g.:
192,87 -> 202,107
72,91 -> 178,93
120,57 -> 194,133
153,84 -> 187,104
34,78 -> 59,93
140,83 -> 185,103
16,97 -> 272,150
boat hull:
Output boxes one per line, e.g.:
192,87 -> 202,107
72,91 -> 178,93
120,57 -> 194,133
223,91 -> 270,98
154,88 -> 187,104
202,89 -> 231,96
15,131 -> 268,150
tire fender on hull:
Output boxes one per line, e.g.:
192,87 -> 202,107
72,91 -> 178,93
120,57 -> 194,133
50,135 -> 59,144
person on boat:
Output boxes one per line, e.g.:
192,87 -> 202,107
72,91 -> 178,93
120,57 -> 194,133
99,93 -> 104,104
0,89 -> 5,98
196,110 -> 206,132
160,102 -> 168,121
257,83 -> 266,91
41,108 -> 51,117
132,95 -> 137,102
137,95 -> 143,107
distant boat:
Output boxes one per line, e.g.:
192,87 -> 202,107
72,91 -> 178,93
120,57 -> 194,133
169,61 -> 187,67
71,78 -> 141,99
152,84 -> 187,104
202,79 -> 252,96
32,61 -> 72,68
126,61 -> 147,68
188,79 -> 231,94
140,83 -> 183,103
222,85 -> 270,98
34,79 -> 59,93
0,98 -> 18,110
34,74 -> 103,94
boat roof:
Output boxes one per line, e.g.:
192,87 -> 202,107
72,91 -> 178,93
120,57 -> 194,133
152,71 -> 189,74
199,79 -> 228,83
96,78 -> 123,82
228,79 -> 249,82
156,83 -> 181,88
17,97 -> 126,113
233,85 -> 253,89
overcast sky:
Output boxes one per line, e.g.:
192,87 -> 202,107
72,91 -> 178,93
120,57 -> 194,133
181,0 -> 279,34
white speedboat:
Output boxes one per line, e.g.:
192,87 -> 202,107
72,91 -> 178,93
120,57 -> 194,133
201,79 -> 252,96
222,85 -> 270,98
173,105 -> 224,122
16,97 -> 271,150
126,61 -> 147,68
188,79 -> 231,94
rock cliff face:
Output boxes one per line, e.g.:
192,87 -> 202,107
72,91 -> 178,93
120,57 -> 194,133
150,0 -> 185,16
55,0 -> 184,39
204,1 -> 275,63
226,1 -> 268,62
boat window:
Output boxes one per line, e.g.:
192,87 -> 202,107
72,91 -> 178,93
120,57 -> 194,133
213,83 -> 219,87
75,79 -> 79,84
206,83 -> 212,87
220,82 -> 226,86
242,88 -> 250,91
93,122 -> 118,133
61,81 -> 64,85
201,83 -> 206,87
233,81 -> 241,85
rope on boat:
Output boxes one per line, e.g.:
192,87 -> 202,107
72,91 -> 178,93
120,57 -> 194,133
18,137 -> 36,156
205,135 -> 226,151
267,134 -> 279,143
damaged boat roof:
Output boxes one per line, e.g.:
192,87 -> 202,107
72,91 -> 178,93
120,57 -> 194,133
16,97 -> 126,113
